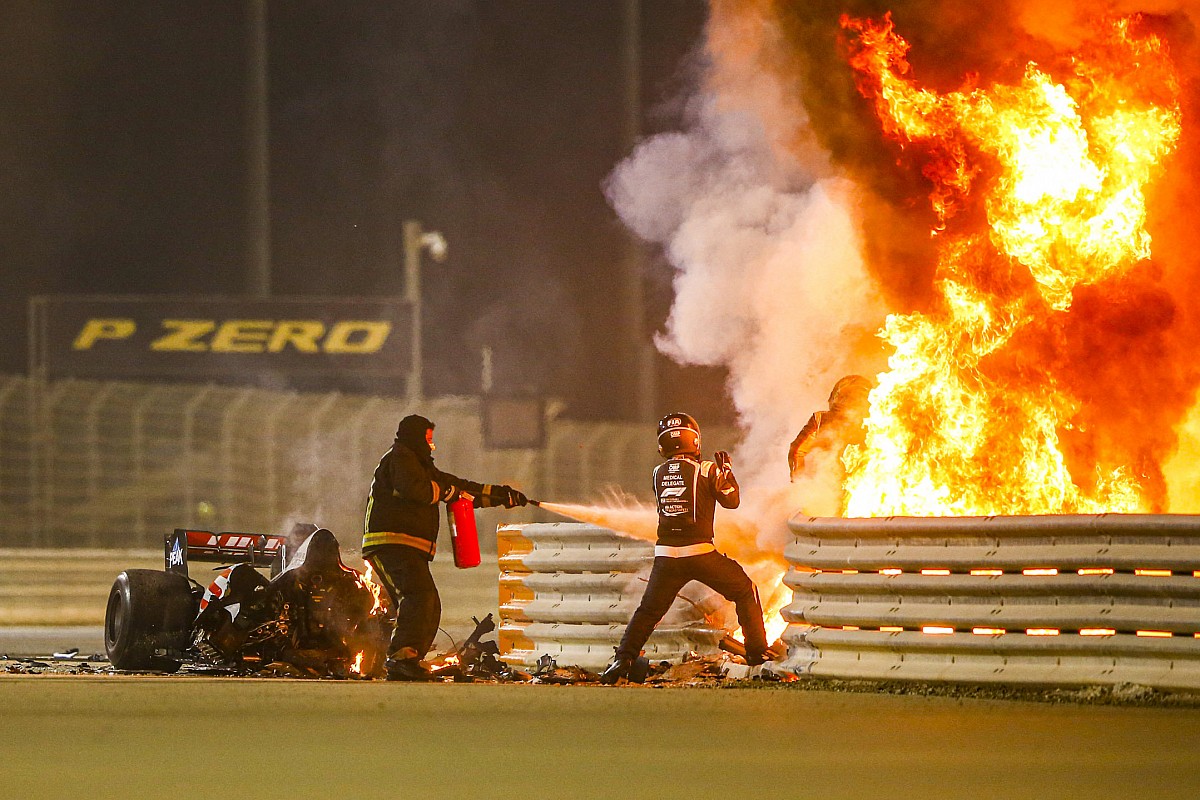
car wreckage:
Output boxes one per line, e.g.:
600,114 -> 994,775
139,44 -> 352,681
104,527 -> 393,677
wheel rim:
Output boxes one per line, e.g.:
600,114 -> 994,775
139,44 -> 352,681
104,585 -> 124,651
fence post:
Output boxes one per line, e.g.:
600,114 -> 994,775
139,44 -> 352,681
84,382 -> 118,546
180,384 -> 214,530
130,385 -> 164,542
219,388 -> 254,533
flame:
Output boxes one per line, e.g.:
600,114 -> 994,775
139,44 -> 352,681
357,563 -> 388,616
351,651 -> 364,675
838,14 -> 1181,516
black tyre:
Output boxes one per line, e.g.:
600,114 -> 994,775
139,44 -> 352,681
104,569 -> 198,672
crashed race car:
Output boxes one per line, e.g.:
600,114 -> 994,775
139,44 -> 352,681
103,527 -> 391,678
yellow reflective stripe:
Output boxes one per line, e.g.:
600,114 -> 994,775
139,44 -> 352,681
430,480 -> 441,503
369,557 -> 399,599
361,531 -> 437,555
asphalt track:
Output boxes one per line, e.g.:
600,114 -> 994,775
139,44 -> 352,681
2,674 -> 1200,800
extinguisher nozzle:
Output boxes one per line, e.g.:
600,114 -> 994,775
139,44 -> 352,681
528,499 -> 542,507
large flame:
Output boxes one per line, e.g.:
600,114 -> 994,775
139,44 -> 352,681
839,14 -> 1182,516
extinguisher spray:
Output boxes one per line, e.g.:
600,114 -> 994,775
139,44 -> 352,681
447,496 -> 481,569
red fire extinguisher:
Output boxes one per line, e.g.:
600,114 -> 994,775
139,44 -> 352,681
447,496 -> 481,569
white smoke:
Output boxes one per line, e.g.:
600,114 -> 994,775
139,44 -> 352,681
605,57 -> 888,545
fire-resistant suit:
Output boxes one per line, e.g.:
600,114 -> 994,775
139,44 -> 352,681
787,374 -> 872,481
610,452 -> 768,671
362,414 -> 526,679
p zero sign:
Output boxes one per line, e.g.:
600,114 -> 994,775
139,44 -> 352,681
29,296 -> 412,381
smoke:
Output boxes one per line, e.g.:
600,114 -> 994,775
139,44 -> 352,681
604,56 -> 889,493
605,1 -> 893,551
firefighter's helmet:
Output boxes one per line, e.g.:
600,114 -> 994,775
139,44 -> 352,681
657,412 -> 701,457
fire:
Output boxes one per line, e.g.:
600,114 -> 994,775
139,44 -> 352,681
358,563 -> 387,616
351,651 -> 364,675
838,14 -> 1182,516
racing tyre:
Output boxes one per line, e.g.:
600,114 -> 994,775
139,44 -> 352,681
105,569 -> 197,672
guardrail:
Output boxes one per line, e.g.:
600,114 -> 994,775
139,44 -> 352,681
780,514 -> 1200,690
497,522 -> 730,670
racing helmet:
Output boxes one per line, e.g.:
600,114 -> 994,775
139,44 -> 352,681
657,412 -> 701,457
828,374 -> 872,411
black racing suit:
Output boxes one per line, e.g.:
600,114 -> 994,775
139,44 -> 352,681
615,454 -> 768,662
361,417 -> 509,662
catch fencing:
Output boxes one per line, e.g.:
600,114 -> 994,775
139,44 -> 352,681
497,522 -> 730,670
780,514 -> 1200,691
0,375 -> 670,549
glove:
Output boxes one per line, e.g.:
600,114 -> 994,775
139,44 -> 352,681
441,484 -> 473,504
714,450 -> 732,470
498,485 -> 529,509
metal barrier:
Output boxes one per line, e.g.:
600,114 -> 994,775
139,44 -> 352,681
780,514 -> 1200,690
497,522 -> 730,670
0,375 -> 714,549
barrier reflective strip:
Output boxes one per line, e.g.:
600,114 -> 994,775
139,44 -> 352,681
782,514 -> 1200,690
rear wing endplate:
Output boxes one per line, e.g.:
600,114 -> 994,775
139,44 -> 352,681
165,529 -> 289,579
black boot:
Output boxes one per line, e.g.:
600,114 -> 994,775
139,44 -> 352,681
599,654 -> 633,685
386,657 -> 435,682
745,651 -> 773,667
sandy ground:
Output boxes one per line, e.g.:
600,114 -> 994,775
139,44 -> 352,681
1,675 -> 1199,799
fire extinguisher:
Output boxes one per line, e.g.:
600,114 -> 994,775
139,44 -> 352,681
447,496 -> 481,569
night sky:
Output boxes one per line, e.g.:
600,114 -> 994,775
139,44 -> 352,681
1,1 -> 730,421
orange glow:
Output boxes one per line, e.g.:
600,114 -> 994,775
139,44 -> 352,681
842,625 -> 861,631
879,568 -> 903,575
1136,630 -> 1173,638
1023,569 -> 1059,576
1080,628 -> 1116,636
920,569 -> 951,576
972,627 -> 1006,635
1026,628 -> 1061,636
970,569 -> 1004,576
879,626 -> 904,632
839,15 -> 1181,518
350,651 -> 364,674
1135,569 -> 1172,577
1079,568 -> 1115,575
922,625 -> 955,635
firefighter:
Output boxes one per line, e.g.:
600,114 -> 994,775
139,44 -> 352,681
600,412 -> 769,684
787,374 -> 872,481
362,414 -> 528,681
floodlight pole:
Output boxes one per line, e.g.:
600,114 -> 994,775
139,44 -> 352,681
403,220 -> 448,402
246,0 -> 271,297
